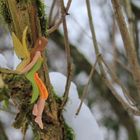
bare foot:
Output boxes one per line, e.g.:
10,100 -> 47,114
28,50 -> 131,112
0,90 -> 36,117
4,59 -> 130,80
35,116 -> 43,129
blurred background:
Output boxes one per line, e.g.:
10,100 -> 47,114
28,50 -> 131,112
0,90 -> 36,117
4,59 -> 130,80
0,0 -> 140,139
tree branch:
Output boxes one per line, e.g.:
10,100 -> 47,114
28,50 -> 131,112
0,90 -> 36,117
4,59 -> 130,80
47,0 -> 72,34
112,0 -> 140,108
60,0 -> 73,108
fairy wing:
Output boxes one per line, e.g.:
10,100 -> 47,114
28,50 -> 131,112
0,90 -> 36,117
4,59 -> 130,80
22,26 -> 30,59
12,26 -> 30,59
12,32 -> 25,59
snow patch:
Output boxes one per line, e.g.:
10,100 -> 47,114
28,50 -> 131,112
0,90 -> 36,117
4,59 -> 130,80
49,72 -> 104,140
0,54 -> 8,68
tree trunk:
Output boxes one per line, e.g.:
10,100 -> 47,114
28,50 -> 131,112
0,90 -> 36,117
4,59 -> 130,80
0,0 -> 68,139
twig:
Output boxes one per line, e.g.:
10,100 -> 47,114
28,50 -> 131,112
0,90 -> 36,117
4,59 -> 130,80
123,0 -> 135,40
99,45 -> 132,73
48,0 -> 57,27
85,0 -> 140,115
65,0 -> 72,11
114,58 -> 131,73
112,0 -> 140,108
135,18 -> 139,60
85,0 -> 106,77
76,54 -> 101,115
111,16 -> 117,74
101,71 -> 140,116
60,0 -> 73,108
47,0 -> 72,34
70,15 -> 92,40
101,56 -> 136,106
85,0 -> 99,54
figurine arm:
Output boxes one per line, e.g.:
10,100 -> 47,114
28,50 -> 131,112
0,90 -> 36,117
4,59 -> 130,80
19,51 -> 41,74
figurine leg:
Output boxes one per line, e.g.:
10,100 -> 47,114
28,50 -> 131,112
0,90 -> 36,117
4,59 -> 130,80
34,98 -> 45,129
33,73 -> 49,129
35,115 -> 43,129
32,104 -> 38,116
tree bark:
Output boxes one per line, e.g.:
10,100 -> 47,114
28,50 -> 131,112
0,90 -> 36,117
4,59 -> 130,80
0,0 -> 67,139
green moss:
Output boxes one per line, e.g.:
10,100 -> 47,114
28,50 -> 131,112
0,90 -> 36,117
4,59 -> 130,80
51,86 -> 62,104
0,0 -> 47,36
35,0 -> 48,36
2,99 -> 9,109
64,123 -> 75,140
0,0 -> 12,24
0,87 -> 10,101
32,129 -> 41,140
51,86 -> 75,140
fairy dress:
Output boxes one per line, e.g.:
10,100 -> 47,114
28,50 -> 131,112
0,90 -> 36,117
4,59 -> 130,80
25,57 -> 43,103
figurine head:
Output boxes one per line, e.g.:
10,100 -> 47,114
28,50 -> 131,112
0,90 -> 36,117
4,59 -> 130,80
31,37 -> 48,58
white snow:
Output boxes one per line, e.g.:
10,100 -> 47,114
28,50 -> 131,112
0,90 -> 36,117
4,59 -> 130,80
0,54 -> 8,68
13,52 -> 21,70
49,72 -> 104,140
0,51 -> 21,70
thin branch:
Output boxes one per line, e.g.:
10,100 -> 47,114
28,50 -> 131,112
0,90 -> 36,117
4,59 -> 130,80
135,18 -> 139,60
101,56 -> 136,106
71,15 -> 92,40
111,16 -> 118,74
102,71 -> 140,116
76,54 -> 101,115
85,0 -> 140,116
111,0 -> 140,108
65,0 -> 72,11
47,0 -> 72,34
124,0 -> 135,39
85,0 -> 105,76
60,0 -> 73,108
48,0 -> 57,27
102,46 -> 132,73
85,0 -> 99,55
115,58 -> 131,73
51,9 -> 59,26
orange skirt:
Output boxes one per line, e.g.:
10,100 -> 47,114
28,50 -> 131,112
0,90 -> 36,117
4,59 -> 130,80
34,73 -> 49,100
